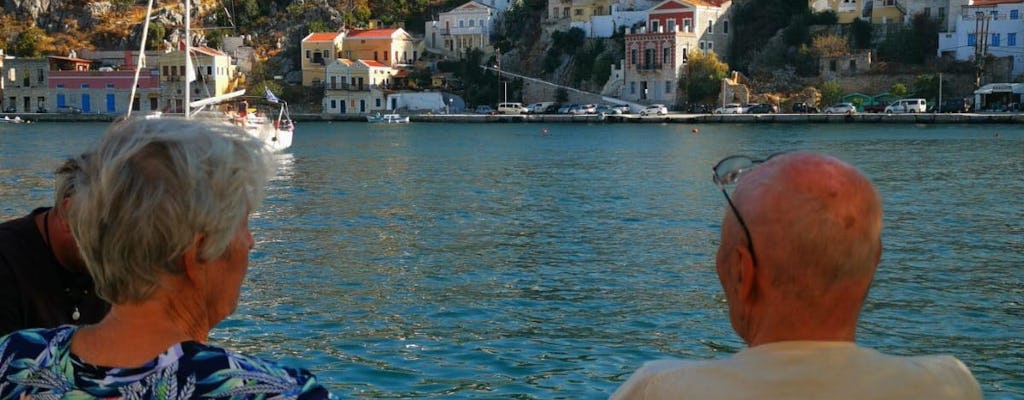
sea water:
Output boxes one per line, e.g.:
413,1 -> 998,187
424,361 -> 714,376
1,121 -> 1021,398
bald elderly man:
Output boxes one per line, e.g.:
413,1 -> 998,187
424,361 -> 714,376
611,152 -> 981,400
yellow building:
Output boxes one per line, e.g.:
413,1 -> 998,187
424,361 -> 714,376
322,58 -> 398,114
821,0 -> 904,24
157,46 -> 235,113
570,0 -> 615,22
424,1 -> 497,59
826,0 -> 865,24
340,28 -> 421,68
300,32 -> 345,86
870,0 -> 905,24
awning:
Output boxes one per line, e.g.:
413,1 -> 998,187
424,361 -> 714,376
974,83 -> 1024,95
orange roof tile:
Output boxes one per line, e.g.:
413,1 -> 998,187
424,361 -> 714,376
361,60 -> 389,68
304,32 -> 342,42
347,29 -> 398,39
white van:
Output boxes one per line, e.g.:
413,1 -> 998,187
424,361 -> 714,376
884,98 -> 927,113
497,102 -> 529,115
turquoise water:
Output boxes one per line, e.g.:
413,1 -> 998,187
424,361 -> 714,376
1,122 -> 1022,398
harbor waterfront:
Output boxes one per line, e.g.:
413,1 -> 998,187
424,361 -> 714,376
3,111 -> 1024,124
1,122 -> 1021,398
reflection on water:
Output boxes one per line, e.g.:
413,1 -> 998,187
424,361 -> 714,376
1,122 -> 1021,398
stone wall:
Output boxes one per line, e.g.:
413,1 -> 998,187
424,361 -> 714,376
522,78 -> 605,105
830,72 -> 978,99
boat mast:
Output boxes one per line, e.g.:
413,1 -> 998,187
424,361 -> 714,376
184,0 -> 191,119
127,0 -> 156,118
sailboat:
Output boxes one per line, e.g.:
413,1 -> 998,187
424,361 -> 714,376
127,0 -> 293,152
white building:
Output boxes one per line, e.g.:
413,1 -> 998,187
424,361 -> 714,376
938,0 -> 1024,79
425,1 -> 497,58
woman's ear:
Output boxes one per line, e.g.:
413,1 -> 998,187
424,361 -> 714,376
182,233 -> 206,285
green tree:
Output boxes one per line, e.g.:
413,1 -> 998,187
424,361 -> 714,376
877,14 -> 939,64
850,18 -> 872,49
593,53 -> 613,86
551,28 -> 586,54
13,26 -> 45,57
729,0 -> 812,71
542,49 -> 562,73
306,20 -> 328,34
891,83 -> 908,97
146,22 -> 166,50
912,74 -> 940,103
555,87 -> 569,103
812,34 -> 849,58
111,0 -> 133,13
685,51 -> 729,103
819,81 -> 843,106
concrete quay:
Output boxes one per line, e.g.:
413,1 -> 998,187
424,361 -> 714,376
4,112 -> 1021,124
317,112 -> 1023,124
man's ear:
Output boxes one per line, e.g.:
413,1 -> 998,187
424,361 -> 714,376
735,245 -> 756,303
57,197 -> 73,231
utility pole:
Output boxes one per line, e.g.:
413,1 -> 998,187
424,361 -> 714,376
973,11 -> 990,88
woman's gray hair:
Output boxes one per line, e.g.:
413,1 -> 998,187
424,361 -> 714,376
69,118 -> 273,304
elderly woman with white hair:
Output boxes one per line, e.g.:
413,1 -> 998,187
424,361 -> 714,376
0,118 -> 333,399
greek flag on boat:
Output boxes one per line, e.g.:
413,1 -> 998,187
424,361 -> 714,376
265,87 -> 281,104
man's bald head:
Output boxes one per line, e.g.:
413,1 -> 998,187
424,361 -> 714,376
732,152 -> 883,302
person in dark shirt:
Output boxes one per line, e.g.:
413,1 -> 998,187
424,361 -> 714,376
0,156 -> 109,335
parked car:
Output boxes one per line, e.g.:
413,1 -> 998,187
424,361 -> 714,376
3,105 -> 16,113
544,103 -> 562,114
595,104 -> 622,115
745,103 -> 777,114
862,104 -> 886,113
568,104 -> 596,115
558,104 -> 575,114
884,98 -> 927,114
713,103 -> 746,114
940,98 -> 972,113
497,102 -> 529,115
823,103 -> 857,114
474,105 -> 495,115
791,102 -> 819,113
639,104 -> 668,116
56,105 -> 83,114
36,106 -> 48,113
527,102 -> 557,114
611,104 -> 631,114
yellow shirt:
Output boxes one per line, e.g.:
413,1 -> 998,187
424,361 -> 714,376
610,341 -> 982,400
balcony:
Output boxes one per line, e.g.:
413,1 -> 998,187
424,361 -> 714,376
442,26 -> 487,36
324,83 -> 389,92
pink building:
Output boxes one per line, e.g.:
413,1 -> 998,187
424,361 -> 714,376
47,52 -> 161,113
622,0 -> 731,106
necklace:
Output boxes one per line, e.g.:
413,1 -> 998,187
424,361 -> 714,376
46,209 -> 81,321
43,209 -> 51,247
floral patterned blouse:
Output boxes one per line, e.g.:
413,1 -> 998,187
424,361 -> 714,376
0,326 -> 333,399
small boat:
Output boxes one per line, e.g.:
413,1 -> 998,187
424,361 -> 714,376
0,116 -> 27,124
366,113 -> 410,123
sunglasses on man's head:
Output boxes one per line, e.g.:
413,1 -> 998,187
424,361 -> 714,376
711,152 -> 787,265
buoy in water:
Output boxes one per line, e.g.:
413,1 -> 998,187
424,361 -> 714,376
691,128 -> 699,134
